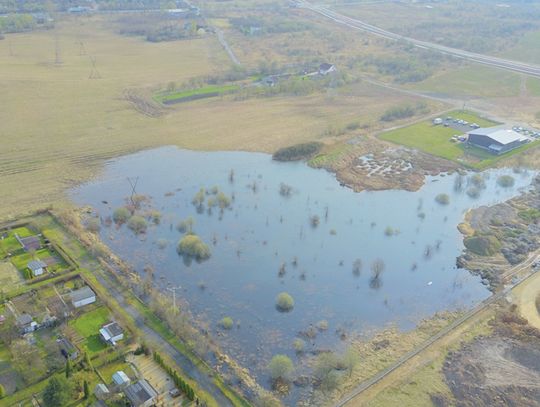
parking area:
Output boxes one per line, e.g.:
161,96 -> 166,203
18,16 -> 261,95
434,115 -> 482,133
512,125 -> 540,139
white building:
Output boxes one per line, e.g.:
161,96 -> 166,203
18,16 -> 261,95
99,321 -> 124,345
27,259 -> 47,277
69,286 -> 96,308
112,370 -> 131,389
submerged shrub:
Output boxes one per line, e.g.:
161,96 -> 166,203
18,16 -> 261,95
293,338 -> 305,353
177,234 -> 211,260
268,355 -> 294,381
113,207 -> 131,223
127,215 -> 148,233
156,238 -> 168,249
466,187 -> 480,198
220,317 -> 233,330
176,216 -> 195,234
276,292 -> 294,312
435,193 -> 450,205
497,175 -> 515,188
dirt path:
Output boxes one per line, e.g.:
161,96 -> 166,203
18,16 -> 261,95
513,270 -> 540,330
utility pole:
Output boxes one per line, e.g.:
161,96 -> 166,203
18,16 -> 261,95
126,177 -> 139,206
167,285 -> 182,313
55,34 -> 61,65
89,55 -> 101,79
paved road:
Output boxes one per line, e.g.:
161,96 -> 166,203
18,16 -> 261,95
335,266 -> 539,406
297,1 -> 540,78
84,266 -> 235,406
215,27 -> 241,66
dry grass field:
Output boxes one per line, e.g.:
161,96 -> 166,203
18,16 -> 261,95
0,14 -> 440,220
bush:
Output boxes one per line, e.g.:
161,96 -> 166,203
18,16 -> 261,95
435,193 -> 450,205
380,105 -> 416,122
177,234 -> 211,260
276,292 -> 294,312
220,317 -> 233,330
466,187 -> 480,198
86,218 -> 101,233
127,215 -> 148,233
497,175 -> 515,188
268,355 -> 294,381
112,207 -> 131,223
156,238 -> 168,249
464,235 -> 501,256
176,216 -> 195,234
293,338 -> 305,353
273,142 -> 323,161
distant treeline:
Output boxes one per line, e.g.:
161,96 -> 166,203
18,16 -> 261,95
0,0 -> 180,13
0,14 -> 37,33
115,14 -> 197,42
230,15 -> 311,36
273,142 -> 323,162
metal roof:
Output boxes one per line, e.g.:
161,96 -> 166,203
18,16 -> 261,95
27,259 -> 47,271
69,286 -> 96,303
124,380 -> 158,406
102,321 -> 123,338
469,127 -> 527,145
112,371 -> 130,385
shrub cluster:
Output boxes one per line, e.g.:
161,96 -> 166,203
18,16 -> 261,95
273,142 -> 323,161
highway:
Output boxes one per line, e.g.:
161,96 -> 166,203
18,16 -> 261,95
296,0 -> 540,78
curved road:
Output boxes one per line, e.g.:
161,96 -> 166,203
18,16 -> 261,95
297,1 -> 540,78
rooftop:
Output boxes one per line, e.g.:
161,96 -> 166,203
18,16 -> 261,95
69,286 -> 96,303
469,127 -> 528,145
112,370 -> 130,385
101,321 -> 123,338
27,259 -> 47,271
124,379 -> 158,406
16,314 -> 33,326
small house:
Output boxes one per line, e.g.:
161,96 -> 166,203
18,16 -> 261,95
433,118 -> 443,125
69,286 -> 96,308
124,379 -> 158,407
112,370 -> 131,389
99,322 -> 124,345
27,259 -> 47,277
318,63 -> 336,75
94,383 -> 110,400
16,313 -> 37,334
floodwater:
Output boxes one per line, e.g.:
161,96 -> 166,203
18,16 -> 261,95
70,146 -> 535,402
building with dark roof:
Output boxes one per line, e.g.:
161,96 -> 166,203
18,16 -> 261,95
99,321 -> 124,345
468,127 -> 529,155
16,235 -> 41,252
124,379 -> 158,407
319,63 -> 336,75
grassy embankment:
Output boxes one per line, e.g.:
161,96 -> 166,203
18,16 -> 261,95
155,84 -> 239,103
379,110 -> 540,169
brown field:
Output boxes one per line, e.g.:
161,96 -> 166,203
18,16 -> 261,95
0,14 -> 441,220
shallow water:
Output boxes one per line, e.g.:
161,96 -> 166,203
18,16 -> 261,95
70,146 -> 535,402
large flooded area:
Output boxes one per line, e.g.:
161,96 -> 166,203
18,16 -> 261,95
71,146 -> 535,401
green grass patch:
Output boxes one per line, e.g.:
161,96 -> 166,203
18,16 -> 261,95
378,110 -> 537,168
309,143 -> 353,168
70,306 -> 110,338
380,121 -> 463,161
155,84 -> 239,103
410,65 -> 521,98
